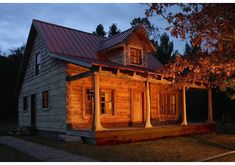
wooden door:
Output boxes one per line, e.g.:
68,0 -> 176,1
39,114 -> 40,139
132,91 -> 143,122
31,94 -> 36,126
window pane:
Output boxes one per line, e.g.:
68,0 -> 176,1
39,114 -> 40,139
101,90 -> 114,115
85,89 -> 94,115
42,91 -> 49,108
130,48 -> 142,65
160,94 -> 176,115
35,53 -> 41,75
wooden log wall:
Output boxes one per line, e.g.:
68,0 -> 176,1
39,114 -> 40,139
18,34 -> 67,132
66,64 -> 182,130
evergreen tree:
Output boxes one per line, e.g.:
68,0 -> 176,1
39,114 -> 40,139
172,50 -> 180,59
184,41 -> 201,56
155,33 -> 174,64
0,44 -> 24,121
108,23 -> 121,37
93,24 -> 106,37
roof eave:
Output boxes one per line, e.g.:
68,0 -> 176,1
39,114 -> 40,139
49,52 -> 92,68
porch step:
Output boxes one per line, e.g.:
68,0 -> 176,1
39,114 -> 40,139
58,134 -> 82,143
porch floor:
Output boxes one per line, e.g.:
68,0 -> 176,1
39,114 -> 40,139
67,123 -> 215,145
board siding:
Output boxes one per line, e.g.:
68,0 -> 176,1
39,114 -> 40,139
66,65 -> 182,130
18,34 -> 67,132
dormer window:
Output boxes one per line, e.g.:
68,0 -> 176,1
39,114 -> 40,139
130,48 -> 142,65
35,52 -> 41,75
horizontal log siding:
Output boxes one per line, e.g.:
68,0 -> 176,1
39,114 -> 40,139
18,34 -> 67,132
66,65 -> 182,130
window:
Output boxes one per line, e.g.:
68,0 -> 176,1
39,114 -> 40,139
42,90 -> 49,108
130,48 -> 142,65
35,52 -> 41,75
23,96 -> 27,111
101,90 -> 114,115
85,89 -> 95,115
160,94 -> 176,115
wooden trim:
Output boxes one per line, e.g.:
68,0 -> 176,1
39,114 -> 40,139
82,85 -> 93,120
128,45 -> 144,67
66,71 -> 93,81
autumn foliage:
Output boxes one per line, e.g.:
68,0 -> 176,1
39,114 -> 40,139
145,3 -> 235,97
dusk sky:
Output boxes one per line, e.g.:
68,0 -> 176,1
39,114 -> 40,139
0,3 -> 186,54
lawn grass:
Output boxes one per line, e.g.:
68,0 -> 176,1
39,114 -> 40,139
0,143 -> 39,162
20,133 -> 233,162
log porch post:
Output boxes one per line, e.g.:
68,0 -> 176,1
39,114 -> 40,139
181,86 -> 188,125
207,87 -> 214,123
145,80 -> 152,128
93,72 -> 104,131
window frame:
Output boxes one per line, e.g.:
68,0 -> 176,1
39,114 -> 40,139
84,88 -> 95,116
159,93 -> 177,117
23,96 -> 28,112
100,89 -> 115,116
129,46 -> 143,66
35,52 -> 41,76
42,90 -> 49,110
83,86 -> 116,118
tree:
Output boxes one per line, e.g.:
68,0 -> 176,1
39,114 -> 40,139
145,4 -> 234,53
145,3 -> 235,99
184,41 -> 200,56
130,17 -> 156,38
172,50 -> 180,59
155,33 -> 174,64
93,24 -> 106,37
0,44 -> 24,121
108,23 -> 121,37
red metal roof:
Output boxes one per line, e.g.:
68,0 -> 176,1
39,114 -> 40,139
33,19 -> 105,60
32,19 -> 162,71
99,26 -> 136,51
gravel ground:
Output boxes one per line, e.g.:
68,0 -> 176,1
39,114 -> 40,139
20,133 -> 234,162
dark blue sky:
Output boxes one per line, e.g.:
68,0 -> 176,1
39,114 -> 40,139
0,3 -> 186,54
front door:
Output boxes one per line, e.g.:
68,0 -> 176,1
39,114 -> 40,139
133,91 -> 144,123
31,94 -> 36,126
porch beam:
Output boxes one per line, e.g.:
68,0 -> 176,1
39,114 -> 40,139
145,80 -> 152,128
207,88 -> 214,123
66,71 -> 93,81
93,72 -> 104,131
181,86 -> 188,125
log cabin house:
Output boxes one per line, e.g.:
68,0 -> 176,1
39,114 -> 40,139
16,19 -> 215,144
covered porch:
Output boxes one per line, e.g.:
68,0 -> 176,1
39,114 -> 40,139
66,65 -> 216,144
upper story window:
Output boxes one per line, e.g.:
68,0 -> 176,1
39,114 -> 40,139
42,90 -> 49,109
130,47 -> 142,65
160,94 -> 176,115
35,52 -> 41,75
